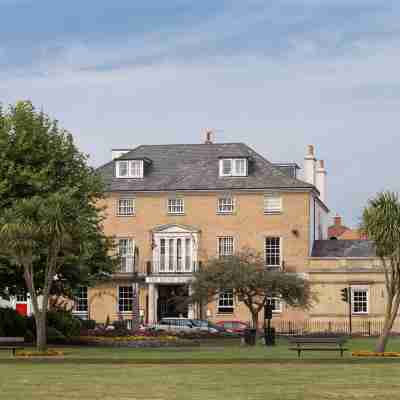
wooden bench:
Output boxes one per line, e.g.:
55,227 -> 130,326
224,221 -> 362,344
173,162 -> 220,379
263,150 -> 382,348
0,337 -> 25,356
288,337 -> 348,359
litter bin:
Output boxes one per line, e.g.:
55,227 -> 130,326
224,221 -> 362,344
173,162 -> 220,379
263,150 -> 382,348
243,328 -> 257,345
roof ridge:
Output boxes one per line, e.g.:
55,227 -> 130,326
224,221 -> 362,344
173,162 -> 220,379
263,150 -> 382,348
136,142 -> 246,147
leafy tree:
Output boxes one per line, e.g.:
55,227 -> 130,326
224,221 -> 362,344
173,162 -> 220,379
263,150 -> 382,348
191,249 -> 313,330
362,191 -> 400,352
0,101 -> 117,351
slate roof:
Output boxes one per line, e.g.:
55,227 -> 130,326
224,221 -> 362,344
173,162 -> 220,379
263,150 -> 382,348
97,143 -> 315,193
311,240 -> 376,258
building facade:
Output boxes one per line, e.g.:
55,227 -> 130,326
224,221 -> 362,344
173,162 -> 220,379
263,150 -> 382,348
79,137 -> 330,326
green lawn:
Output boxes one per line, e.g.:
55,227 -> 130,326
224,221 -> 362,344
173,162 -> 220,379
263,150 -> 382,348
0,338 -> 399,399
1,336 -> 400,361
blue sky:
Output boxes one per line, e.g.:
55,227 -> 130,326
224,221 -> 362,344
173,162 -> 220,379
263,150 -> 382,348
1,0 -> 400,227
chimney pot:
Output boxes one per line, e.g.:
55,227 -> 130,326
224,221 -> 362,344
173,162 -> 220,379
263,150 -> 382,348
303,144 -> 316,185
204,129 -> 213,144
315,158 -> 327,203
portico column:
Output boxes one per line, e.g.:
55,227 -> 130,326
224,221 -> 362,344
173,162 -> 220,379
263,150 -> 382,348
148,283 -> 158,324
188,284 -> 195,319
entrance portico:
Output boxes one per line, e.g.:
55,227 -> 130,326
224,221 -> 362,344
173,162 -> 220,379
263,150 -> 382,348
146,224 -> 199,323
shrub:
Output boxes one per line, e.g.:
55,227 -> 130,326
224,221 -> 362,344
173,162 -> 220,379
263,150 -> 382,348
113,320 -> 127,330
0,307 -> 27,336
47,310 -> 81,338
47,327 -> 65,344
79,319 -> 96,330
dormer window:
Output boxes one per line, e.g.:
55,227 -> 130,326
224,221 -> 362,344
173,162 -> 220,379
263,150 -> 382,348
116,160 -> 144,178
219,158 -> 247,177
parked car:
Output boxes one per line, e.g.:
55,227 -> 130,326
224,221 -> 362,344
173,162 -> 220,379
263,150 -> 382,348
216,320 -> 249,334
151,317 -> 200,333
191,319 -> 225,334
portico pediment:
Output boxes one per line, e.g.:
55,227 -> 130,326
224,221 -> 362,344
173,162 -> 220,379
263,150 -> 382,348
152,224 -> 200,234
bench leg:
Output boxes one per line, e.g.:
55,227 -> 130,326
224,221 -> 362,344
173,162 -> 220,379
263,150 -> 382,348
12,348 -> 15,357
297,349 -> 301,359
340,349 -> 344,358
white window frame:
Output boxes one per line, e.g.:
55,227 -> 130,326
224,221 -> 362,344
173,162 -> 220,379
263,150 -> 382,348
117,198 -> 135,216
16,293 -> 27,303
118,286 -> 133,313
218,289 -> 234,313
264,195 -> 282,214
118,238 -> 135,273
154,233 -> 197,274
218,236 -> 234,257
351,287 -> 369,315
219,158 -> 248,177
168,198 -> 184,215
265,237 -> 282,268
74,287 -> 88,313
267,296 -> 282,313
116,160 -> 144,178
217,197 -> 234,214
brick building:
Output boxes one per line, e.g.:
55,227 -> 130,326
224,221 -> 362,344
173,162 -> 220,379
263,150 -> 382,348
75,135 -> 329,326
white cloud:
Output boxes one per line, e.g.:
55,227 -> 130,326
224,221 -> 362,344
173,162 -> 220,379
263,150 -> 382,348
1,1 -> 400,226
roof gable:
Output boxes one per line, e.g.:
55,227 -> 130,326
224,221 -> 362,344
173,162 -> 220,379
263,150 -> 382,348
152,224 -> 200,234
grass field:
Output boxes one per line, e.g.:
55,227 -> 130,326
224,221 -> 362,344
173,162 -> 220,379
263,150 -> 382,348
0,337 -> 400,399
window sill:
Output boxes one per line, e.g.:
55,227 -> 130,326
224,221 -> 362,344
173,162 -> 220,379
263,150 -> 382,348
217,310 -> 234,315
115,271 -> 136,275
115,176 -> 144,179
216,212 -> 235,216
219,175 -> 248,178
264,211 -> 282,215
116,214 -> 136,217
352,312 -> 369,316
167,213 -> 186,216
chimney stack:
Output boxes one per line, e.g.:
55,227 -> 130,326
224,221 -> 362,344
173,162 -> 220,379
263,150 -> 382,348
315,159 -> 327,203
204,129 -> 213,144
303,144 -> 316,185
334,215 -> 342,227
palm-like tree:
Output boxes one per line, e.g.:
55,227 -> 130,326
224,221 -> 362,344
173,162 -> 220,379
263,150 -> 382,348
0,194 -> 73,352
362,191 -> 400,352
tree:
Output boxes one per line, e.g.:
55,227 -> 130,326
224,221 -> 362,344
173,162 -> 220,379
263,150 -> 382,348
190,249 -> 313,330
362,191 -> 400,353
0,101 -> 116,351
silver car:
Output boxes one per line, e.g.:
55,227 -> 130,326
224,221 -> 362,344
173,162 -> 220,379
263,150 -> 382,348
152,317 -> 200,333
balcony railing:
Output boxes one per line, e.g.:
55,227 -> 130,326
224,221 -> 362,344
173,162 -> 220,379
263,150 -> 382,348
148,259 -> 199,274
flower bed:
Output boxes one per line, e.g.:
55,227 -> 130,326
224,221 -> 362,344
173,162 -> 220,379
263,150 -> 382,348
70,335 -> 198,348
352,351 -> 400,357
16,349 -> 64,357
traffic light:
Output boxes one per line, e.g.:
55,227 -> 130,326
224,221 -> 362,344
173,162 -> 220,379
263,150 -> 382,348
340,288 -> 349,303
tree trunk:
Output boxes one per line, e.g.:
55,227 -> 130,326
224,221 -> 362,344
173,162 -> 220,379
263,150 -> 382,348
251,312 -> 259,329
35,311 -> 47,352
375,296 -> 400,353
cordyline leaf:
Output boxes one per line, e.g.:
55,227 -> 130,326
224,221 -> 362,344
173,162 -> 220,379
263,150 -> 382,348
361,191 -> 400,352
